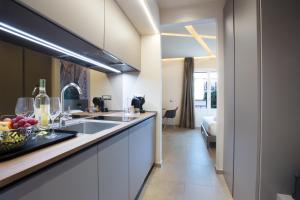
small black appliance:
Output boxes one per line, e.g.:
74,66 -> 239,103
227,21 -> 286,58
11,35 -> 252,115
131,96 -> 145,113
92,97 -> 105,112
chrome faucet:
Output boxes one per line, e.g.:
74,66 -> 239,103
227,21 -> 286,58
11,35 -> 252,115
60,83 -> 82,124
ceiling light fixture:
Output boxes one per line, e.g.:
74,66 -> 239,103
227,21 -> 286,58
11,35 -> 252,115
161,32 -> 216,40
194,55 -> 216,59
161,33 -> 193,37
0,22 -> 121,73
201,35 -> 217,40
162,57 -> 185,61
140,0 -> 159,34
185,25 -> 214,56
162,55 -> 216,61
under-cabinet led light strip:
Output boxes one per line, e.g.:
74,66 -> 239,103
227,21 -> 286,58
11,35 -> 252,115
0,22 -> 121,73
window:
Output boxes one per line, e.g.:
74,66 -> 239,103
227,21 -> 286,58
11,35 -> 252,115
194,71 -> 217,109
210,72 -> 217,108
194,72 -> 208,108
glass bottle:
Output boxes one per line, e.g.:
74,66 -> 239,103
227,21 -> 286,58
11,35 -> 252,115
34,79 -> 50,130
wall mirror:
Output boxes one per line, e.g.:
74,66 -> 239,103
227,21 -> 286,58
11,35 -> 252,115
0,39 -> 95,115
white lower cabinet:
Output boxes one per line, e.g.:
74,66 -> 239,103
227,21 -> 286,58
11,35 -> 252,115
0,117 -> 156,200
0,146 -> 99,200
98,130 -> 129,200
98,117 -> 155,200
129,118 -> 155,200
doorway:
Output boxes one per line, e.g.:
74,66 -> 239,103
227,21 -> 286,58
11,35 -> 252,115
137,18 -> 231,199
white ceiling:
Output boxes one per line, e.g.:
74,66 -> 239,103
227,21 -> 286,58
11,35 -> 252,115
157,0 -> 219,9
161,20 -> 217,58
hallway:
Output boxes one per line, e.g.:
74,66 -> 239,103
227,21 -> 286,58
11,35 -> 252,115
139,128 -> 232,200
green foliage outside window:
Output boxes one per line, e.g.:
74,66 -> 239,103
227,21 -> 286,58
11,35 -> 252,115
211,90 -> 217,108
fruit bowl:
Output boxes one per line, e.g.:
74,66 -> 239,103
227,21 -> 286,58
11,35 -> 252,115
0,126 -> 34,154
0,116 -> 38,155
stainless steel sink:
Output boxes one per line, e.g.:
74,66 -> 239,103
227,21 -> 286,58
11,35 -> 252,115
62,121 -> 119,134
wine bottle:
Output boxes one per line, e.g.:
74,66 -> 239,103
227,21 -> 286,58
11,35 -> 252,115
34,79 -> 50,130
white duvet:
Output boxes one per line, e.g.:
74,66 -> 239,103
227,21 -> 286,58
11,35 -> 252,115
202,116 -> 217,136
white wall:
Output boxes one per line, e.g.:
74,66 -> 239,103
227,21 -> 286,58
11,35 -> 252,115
162,59 -> 184,125
160,1 -> 225,171
89,70 -> 123,110
123,35 -> 163,164
194,58 -> 217,72
162,58 -> 217,126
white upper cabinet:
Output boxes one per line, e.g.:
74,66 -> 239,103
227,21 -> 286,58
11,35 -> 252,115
104,0 -> 141,69
18,0 -> 105,48
18,0 -> 141,70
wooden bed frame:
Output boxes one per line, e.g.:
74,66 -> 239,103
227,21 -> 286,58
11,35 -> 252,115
200,124 -> 216,148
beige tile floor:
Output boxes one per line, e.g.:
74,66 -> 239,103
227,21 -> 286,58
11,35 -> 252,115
139,128 -> 233,200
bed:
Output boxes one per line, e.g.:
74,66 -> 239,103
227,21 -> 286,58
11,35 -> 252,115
201,116 -> 217,148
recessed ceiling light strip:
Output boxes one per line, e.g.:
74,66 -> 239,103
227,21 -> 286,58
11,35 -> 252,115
201,35 -> 217,39
162,55 -> 216,61
185,25 -> 214,57
140,0 -> 159,34
161,33 -> 193,37
161,32 -> 216,40
0,22 -> 121,73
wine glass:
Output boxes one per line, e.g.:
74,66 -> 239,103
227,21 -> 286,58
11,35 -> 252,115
15,97 -> 35,117
46,97 -> 62,139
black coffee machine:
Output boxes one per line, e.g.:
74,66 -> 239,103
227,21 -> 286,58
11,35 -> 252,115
131,96 -> 145,113
93,97 -> 106,112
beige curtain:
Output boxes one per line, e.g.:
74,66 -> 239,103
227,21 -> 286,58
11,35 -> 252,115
179,57 -> 195,129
